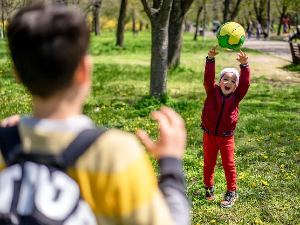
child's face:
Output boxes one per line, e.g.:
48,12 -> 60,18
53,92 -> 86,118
219,72 -> 237,95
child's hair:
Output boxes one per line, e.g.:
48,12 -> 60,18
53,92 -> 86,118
7,4 -> 90,98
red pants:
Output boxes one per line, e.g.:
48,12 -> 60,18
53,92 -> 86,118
203,132 -> 237,190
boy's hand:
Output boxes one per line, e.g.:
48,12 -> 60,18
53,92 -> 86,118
0,114 -> 20,127
208,45 -> 219,58
236,50 -> 248,65
136,106 -> 186,159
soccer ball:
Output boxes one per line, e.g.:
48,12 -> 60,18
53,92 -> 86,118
216,22 -> 246,49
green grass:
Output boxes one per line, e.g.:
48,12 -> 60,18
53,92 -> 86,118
0,31 -> 300,224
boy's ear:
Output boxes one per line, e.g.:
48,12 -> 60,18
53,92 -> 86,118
75,54 -> 94,84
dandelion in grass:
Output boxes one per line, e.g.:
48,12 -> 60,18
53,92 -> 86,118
260,180 -> 269,186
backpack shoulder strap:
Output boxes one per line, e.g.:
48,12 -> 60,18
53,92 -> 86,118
0,125 -> 21,165
0,126 -> 107,169
60,128 -> 107,169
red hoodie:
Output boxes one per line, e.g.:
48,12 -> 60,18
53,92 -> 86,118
201,58 -> 250,137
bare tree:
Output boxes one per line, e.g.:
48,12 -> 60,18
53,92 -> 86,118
140,0 -> 173,99
116,0 -> 128,47
223,0 -> 244,23
229,0 -> 243,21
167,0 -> 194,69
132,9 -> 137,35
223,0 -> 230,22
1,0 -> 24,38
274,0 -> 292,36
194,4 -> 203,40
253,0 -> 267,24
93,0 -> 102,36
140,20 -> 143,31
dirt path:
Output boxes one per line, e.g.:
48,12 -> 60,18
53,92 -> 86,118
243,40 -> 292,62
242,40 -> 300,83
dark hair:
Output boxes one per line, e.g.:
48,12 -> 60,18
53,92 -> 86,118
7,4 -> 90,98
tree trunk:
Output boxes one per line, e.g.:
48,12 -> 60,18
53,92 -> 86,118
223,0 -> 230,23
168,2 -> 184,69
168,0 -> 194,69
140,20 -> 143,31
150,23 -> 169,97
116,0 -> 128,47
277,12 -> 284,36
1,0 -> 5,38
194,5 -> 203,41
141,0 -> 173,99
267,0 -> 270,38
132,9 -> 137,35
229,0 -> 243,21
202,2 -> 206,40
254,0 -> 267,25
93,0 -> 102,36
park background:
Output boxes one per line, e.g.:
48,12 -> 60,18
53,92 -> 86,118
1,0 -> 300,224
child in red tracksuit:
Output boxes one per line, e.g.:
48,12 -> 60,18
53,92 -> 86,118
201,45 -> 250,207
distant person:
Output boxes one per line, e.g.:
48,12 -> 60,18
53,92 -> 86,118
282,16 -> 291,33
263,27 -> 268,40
200,45 -> 251,207
255,21 -> 261,39
212,21 -> 220,34
286,25 -> 300,42
0,3 -> 190,224
247,21 -> 253,39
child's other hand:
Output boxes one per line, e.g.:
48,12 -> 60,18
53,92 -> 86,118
208,45 -> 219,58
236,50 -> 248,65
0,114 -> 20,127
136,106 -> 186,160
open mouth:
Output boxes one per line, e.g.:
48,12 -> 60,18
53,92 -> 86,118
225,86 -> 231,91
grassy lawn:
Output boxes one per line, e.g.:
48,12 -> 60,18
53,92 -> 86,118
0,30 -> 299,224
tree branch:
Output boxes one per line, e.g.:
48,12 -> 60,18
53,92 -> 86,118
182,0 -> 195,15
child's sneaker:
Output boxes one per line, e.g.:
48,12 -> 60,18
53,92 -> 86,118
220,190 -> 238,207
205,186 -> 216,201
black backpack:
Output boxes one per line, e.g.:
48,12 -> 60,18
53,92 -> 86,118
0,125 -> 106,225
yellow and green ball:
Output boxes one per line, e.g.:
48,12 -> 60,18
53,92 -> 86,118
216,22 -> 246,50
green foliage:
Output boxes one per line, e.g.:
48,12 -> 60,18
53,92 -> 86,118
0,31 -> 300,224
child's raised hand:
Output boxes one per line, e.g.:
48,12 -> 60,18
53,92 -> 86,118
236,50 -> 248,65
208,45 -> 219,58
